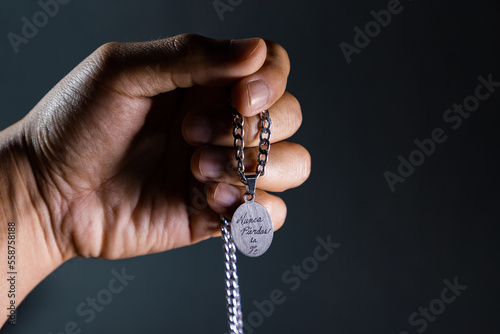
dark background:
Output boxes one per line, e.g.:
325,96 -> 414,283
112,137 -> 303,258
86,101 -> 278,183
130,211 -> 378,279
1,0 -> 499,333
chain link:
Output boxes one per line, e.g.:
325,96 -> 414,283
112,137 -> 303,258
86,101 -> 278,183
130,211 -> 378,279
257,110 -> 271,176
231,105 -> 272,184
221,216 -> 244,334
232,111 -> 246,184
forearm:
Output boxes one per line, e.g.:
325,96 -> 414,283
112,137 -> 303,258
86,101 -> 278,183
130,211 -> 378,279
0,122 -> 64,327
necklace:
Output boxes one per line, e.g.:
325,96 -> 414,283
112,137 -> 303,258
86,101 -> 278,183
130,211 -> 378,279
220,104 -> 273,333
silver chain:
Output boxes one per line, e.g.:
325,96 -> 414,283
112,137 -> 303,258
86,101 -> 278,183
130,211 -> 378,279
221,103 -> 272,334
221,216 -> 244,334
232,106 -> 272,184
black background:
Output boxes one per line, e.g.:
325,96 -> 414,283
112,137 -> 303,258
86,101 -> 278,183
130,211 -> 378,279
1,0 -> 499,333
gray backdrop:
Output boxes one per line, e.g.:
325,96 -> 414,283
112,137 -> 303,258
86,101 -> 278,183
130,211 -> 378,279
1,0 -> 499,333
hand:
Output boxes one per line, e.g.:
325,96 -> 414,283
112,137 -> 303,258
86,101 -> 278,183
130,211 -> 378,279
2,34 -> 310,264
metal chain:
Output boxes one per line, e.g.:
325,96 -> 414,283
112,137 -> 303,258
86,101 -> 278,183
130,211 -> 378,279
221,216 -> 244,334
232,111 -> 246,183
221,102 -> 272,334
257,110 -> 271,176
231,105 -> 272,184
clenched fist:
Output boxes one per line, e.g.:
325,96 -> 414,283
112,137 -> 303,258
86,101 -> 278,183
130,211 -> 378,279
0,34 -> 310,326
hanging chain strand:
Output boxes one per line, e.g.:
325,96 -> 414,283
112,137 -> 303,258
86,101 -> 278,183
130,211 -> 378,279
221,216 -> 244,334
232,106 -> 272,184
257,110 -> 272,177
222,103 -> 272,334
232,111 -> 246,184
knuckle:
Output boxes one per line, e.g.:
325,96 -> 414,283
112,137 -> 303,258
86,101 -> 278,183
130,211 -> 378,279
272,198 -> 287,230
279,51 -> 291,76
287,143 -> 311,186
91,42 -> 129,78
298,145 -> 312,183
95,42 -> 123,65
166,33 -> 202,57
97,41 -> 121,56
265,39 -> 291,75
272,92 -> 302,140
287,93 -> 303,132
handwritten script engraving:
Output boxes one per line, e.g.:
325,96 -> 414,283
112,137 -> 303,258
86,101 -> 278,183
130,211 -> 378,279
235,212 -> 263,225
231,202 -> 273,257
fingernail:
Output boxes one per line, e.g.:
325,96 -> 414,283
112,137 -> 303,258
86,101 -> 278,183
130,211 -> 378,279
248,80 -> 269,112
230,38 -> 261,60
214,183 -> 240,207
199,148 -> 225,178
185,115 -> 211,143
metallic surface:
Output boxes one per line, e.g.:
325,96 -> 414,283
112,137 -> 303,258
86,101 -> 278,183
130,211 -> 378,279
220,216 -> 244,334
231,106 -> 272,183
231,199 -> 274,257
220,105 -> 273,333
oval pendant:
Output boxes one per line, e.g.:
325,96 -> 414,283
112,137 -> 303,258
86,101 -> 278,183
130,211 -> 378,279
231,201 -> 274,257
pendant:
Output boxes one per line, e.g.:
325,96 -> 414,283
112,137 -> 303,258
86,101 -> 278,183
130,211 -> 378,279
231,175 -> 273,257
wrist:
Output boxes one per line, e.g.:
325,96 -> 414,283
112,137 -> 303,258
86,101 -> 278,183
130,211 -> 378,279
0,121 -> 67,327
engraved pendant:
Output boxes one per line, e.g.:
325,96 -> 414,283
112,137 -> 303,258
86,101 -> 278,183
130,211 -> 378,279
231,197 -> 274,257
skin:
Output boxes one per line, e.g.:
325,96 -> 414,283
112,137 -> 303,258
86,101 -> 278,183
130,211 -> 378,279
0,34 -> 311,327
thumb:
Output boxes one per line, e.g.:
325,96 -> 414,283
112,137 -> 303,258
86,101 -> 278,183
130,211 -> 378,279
94,34 -> 267,97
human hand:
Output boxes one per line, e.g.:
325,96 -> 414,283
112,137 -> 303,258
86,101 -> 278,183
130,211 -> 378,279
1,34 -> 310,265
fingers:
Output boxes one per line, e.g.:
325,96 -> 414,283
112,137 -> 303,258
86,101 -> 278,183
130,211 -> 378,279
93,34 -> 267,97
185,181 -> 288,245
190,142 -> 311,192
231,40 -> 291,117
182,92 -> 302,147
91,34 -> 289,114
207,183 -> 287,231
